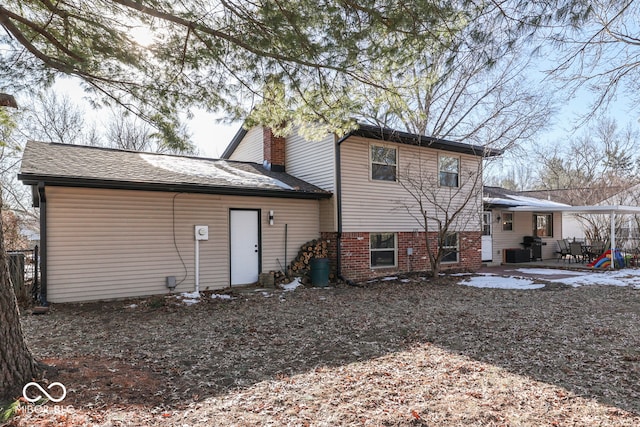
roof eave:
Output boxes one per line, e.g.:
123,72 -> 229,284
220,125 -> 249,159
17,174 -> 333,200
352,124 -> 502,157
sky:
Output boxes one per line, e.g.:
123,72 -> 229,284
52,77 -> 241,159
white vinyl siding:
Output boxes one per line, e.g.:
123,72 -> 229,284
490,209 -> 563,261
45,187 -> 320,302
227,126 -> 264,163
285,129 -> 336,191
340,136 -> 482,232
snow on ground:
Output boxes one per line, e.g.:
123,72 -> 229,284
549,269 -> 640,287
459,273 -> 545,290
281,277 -> 303,292
460,268 -> 640,290
211,294 -> 233,300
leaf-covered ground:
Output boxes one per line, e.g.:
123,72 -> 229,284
8,274 -> 640,426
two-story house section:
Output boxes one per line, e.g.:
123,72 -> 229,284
222,124 -> 502,281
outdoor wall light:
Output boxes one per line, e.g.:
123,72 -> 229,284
269,210 -> 274,226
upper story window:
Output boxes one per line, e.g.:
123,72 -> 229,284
371,145 -> 397,181
439,155 -> 459,187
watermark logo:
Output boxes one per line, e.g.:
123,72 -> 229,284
22,382 -> 67,403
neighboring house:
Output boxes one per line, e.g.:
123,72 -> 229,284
223,124 -> 501,281
482,186 -> 570,263
18,141 -> 330,303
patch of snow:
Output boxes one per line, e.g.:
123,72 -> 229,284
460,275 -> 545,290
211,294 -> 233,300
512,268 -> 586,276
549,269 -> 640,287
127,304 -> 138,309
140,154 -> 293,190
181,298 -> 200,306
400,279 -> 410,283
381,276 -> 398,281
282,277 -> 303,292
461,267 -> 640,290
181,291 -> 200,299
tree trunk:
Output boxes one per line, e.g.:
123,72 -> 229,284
0,194 -> 39,401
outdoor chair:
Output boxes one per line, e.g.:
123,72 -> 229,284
569,242 -> 584,263
556,239 -> 570,262
584,241 -> 605,263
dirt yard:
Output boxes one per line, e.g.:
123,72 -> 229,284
7,274 -> 640,426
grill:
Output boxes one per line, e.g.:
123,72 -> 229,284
521,236 -> 543,261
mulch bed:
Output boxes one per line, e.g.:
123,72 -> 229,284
7,274 -> 640,426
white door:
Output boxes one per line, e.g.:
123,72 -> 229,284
230,209 -> 260,285
481,211 -> 493,262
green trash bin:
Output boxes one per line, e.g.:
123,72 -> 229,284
310,258 -> 329,287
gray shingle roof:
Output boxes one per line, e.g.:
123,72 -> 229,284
18,141 -> 332,199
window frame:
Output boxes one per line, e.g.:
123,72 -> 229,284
502,212 -> 514,231
439,155 -> 460,188
370,232 -> 397,268
533,213 -> 553,237
441,232 -> 459,263
370,144 -> 398,182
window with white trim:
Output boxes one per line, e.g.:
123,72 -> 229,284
533,213 -> 553,237
442,233 -> 459,263
371,145 -> 397,181
502,212 -> 514,231
439,155 -> 459,187
370,233 -> 396,267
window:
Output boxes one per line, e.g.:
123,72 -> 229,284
370,233 -> 396,267
533,213 -> 553,237
442,233 -> 459,263
371,145 -> 397,181
439,156 -> 459,187
502,212 -> 514,231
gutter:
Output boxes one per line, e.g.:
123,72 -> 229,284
37,182 -> 48,306
17,175 -> 332,201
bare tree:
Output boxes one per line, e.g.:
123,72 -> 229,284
533,117 -> 640,197
544,0 -> 640,121
106,111 -> 155,152
397,152 -> 484,277
22,91 -> 87,144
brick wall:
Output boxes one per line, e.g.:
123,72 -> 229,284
324,230 -> 482,282
263,128 -> 286,171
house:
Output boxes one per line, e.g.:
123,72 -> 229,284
18,141 -> 331,303
520,186 -> 626,241
224,124 -> 501,281
19,124 -> 500,303
483,186 -> 640,264
482,186 -> 570,263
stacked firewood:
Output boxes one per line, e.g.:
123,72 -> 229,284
289,239 -> 329,275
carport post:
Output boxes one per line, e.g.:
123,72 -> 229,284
610,211 -> 616,269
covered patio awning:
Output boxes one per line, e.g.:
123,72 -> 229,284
505,205 -> 640,269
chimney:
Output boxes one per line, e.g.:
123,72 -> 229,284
263,127 -> 286,172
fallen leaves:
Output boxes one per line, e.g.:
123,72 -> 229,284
13,278 -> 640,426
